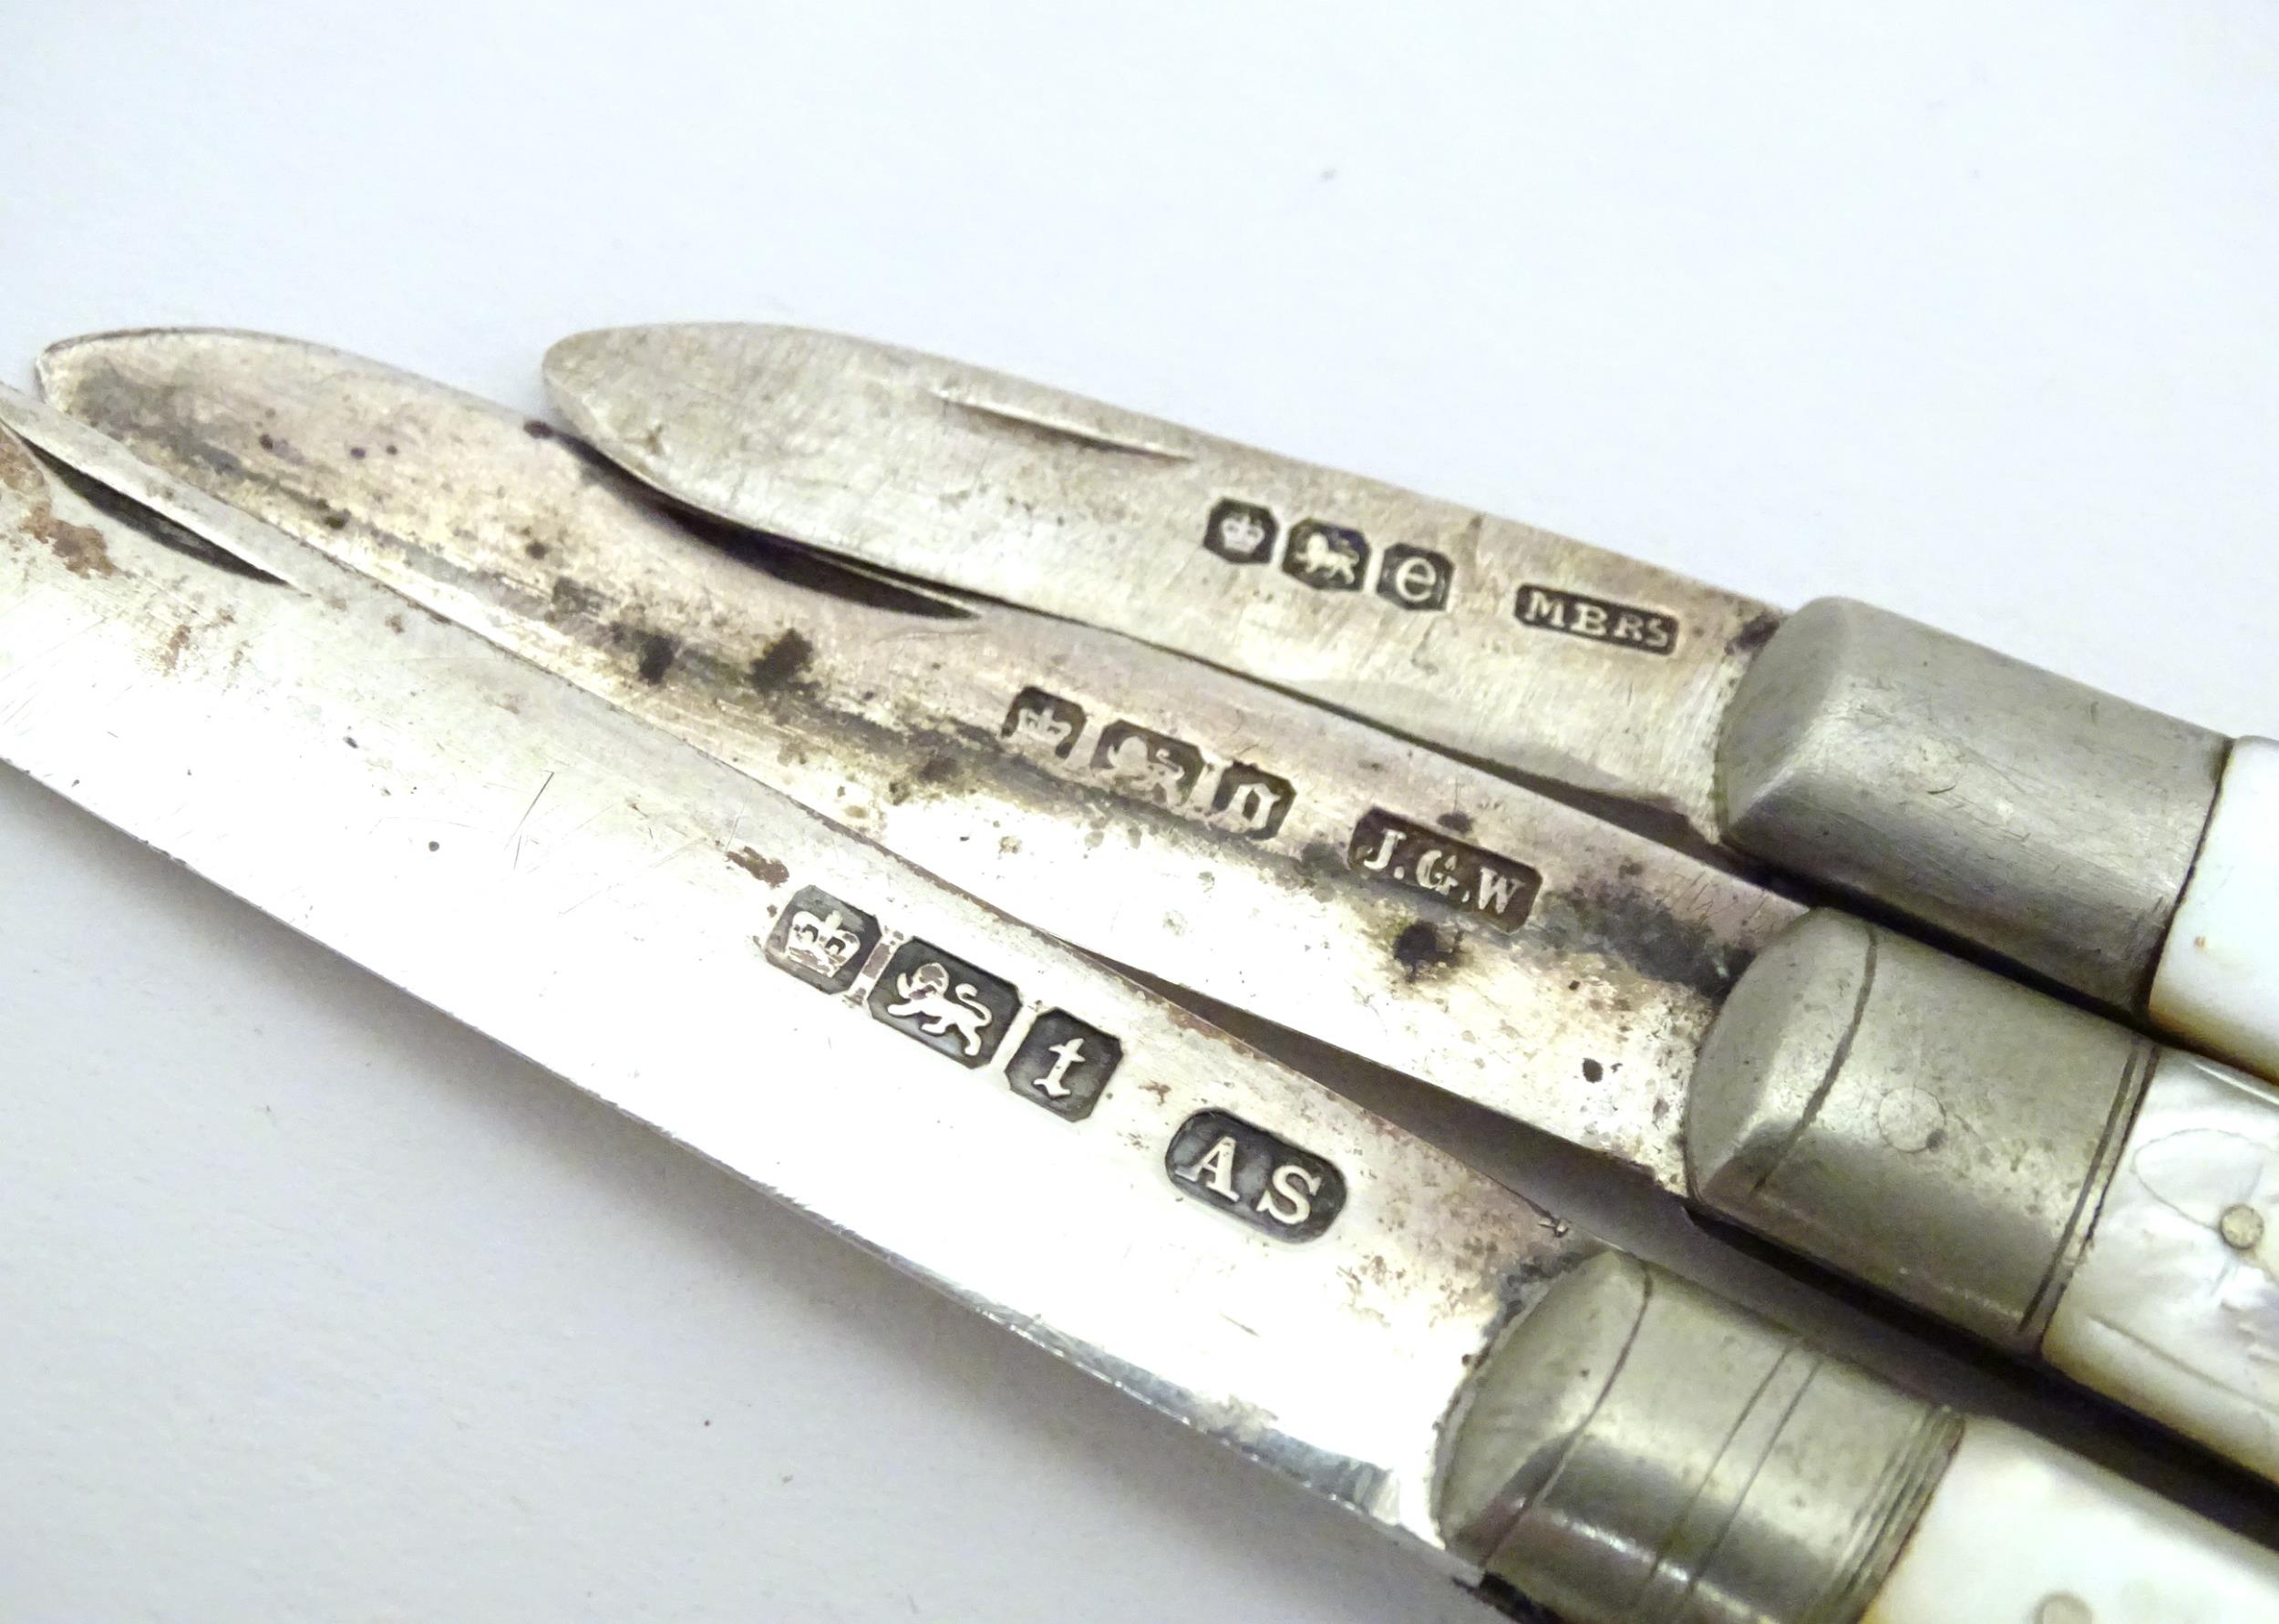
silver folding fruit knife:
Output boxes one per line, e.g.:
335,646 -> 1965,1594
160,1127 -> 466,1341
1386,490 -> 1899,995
32,333 -> 2279,1499
534,324 -> 2279,1092
5,369 -> 2278,1624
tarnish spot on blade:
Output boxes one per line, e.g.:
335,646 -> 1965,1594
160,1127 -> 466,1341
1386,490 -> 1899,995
0,434 -> 115,579
931,385 -> 1193,462
633,631 -> 679,684
0,428 -> 47,499
1392,920 -> 1464,983
28,509 -> 111,578
727,846 -> 790,887
747,629 -> 814,692
1530,875 -> 1754,1005
1724,609 -> 1783,660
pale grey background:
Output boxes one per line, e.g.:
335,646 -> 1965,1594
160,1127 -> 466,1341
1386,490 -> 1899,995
5,4 -> 2279,1619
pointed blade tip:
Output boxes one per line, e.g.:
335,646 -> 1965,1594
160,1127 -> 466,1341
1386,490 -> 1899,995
540,325 -> 644,415
35,328 -> 150,404
36,326 -> 317,412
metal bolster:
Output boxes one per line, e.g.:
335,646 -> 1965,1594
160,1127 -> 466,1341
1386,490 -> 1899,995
1435,1252 -> 1958,1624
1715,598 -> 2224,1012
1685,910 -> 2151,1352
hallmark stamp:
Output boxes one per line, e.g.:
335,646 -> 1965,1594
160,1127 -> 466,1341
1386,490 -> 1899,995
1282,519 -> 1369,591
1199,499 -> 1458,613
1165,1110 -> 1346,1241
765,886 -> 882,992
1092,721 -> 1206,806
1003,686 -> 1088,758
869,940 -> 1019,1067
1203,498 -> 1278,564
1005,1010 -> 1122,1121
1376,544 -> 1453,611
1210,763 -> 1296,840
1347,809 -> 1542,932
1513,584 -> 1677,655
997,686 -> 1297,840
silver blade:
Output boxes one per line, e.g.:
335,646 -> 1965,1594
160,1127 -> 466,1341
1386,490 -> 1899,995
42,330 -> 1804,1191
0,386 -> 1588,1555
541,324 -> 1780,835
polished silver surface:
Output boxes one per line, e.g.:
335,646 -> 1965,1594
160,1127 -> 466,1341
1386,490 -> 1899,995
1436,1253 -> 1957,1624
37,328 -> 1807,1192
1717,598 -> 2226,1011
1686,912 -> 2151,1351
0,387 -> 1591,1556
540,323 -> 1779,836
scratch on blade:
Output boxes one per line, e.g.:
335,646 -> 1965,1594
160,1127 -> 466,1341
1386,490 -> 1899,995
932,385 -> 1193,463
